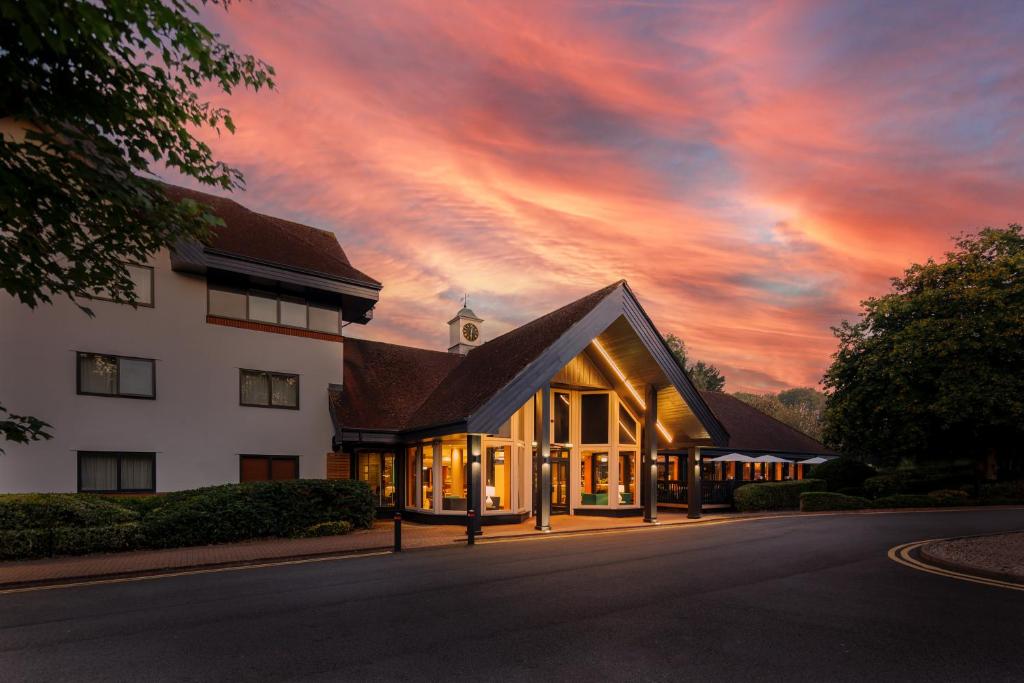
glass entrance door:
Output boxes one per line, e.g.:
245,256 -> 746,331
551,449 -> 569,514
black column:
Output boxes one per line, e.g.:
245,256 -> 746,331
642,384 -> 659,523
467,434 -> 482,543
687,447 -> 702,519
394,448 -> 405,551
534,385 -> 552,531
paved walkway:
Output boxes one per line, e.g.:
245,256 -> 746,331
0,511 -> 724,588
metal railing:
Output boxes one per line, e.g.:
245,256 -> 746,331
656,479 -> 746,506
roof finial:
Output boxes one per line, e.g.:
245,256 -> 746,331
463,292 -> 468,308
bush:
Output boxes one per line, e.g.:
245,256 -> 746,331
109,495 -> 166,517
836,486 -> 867,497
0,494 -> 138,531
871,494 -> 949,508
928,489 -> 971,504
299,520 -> 353,538
977,480 -> 1024,500
733,479 -> 826,511
140,479 -> 374,549
0,523 -> 142,560
863,467 -> 975,499
809,458 -> 875,492
799,492 -> 871,512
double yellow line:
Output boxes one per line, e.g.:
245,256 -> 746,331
888,539 -> 1024,592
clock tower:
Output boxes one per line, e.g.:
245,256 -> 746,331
448,298 -> 483,355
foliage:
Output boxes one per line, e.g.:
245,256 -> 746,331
139,479 -> 375,548
0,405 -> 51,454
0,493 -> 138,530
664,333 -> 726,392
822,226 -> 1024,473
733,479 -> 826,511
732,389 -> 825,441
299,520 -> 353,538
862,467 -> 973,499
0,523 -> 143,560
808,457 -> 875,492
799,492 -> 871,512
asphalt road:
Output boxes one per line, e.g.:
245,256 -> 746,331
2,509 -> 1023,682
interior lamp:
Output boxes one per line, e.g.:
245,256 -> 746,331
485,485 -> 496,508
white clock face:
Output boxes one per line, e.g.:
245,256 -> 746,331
463,322 -> 479,341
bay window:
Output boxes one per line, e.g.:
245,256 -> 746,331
208,285 -> 341,334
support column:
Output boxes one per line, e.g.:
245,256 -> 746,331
467,434 -> 482,543
642,384 -> 659,523
534,385 -> 552,531
687,446 -> 702,519
394,448 -> 405,552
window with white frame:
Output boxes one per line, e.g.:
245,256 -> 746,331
77,352 -> 155,398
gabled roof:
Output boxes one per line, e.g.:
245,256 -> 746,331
699,391 -> 835,456
164,184 -> 380,288
331,338 -> 462,432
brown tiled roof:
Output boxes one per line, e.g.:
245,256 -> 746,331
164,184 -> 380,286
403,281 -> 624,431
332,337 -> 463,431
699,391 -> 835,455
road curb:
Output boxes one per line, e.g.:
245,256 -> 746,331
918,535 -> 1024,586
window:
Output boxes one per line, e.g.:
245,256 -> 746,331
441,443 -> 467,511
486,446 -> 511,511
89,264 -> 154,307
77,353 -> 155,399
618,404 -> 638,445
207,286 -> 342,334
239,455 -> 299,482
553,391 -> 571,444
421,443 -> 435,510
619,451 -> 637,504
580,451 -> 609,505
581,393 -> 609,444
240,369 -> 299,409
79,452 -> 155,492
358,451 -> 396,507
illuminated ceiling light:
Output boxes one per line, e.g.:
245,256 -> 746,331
592,339 -> 674,443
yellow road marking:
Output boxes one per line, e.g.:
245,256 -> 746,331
888,539 -> 1024,592
0,550 -> 392,596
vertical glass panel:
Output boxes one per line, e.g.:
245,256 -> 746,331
406,446 -> 419,507
618,451 -> 636,504
120,453 -> 154,490
516,402 -> 527,442
308,305 -> 340,333
208,287 -> 247,319
248,293 -> 278,323
486,446 -> 510,510
118,358 -> 154,397
441,444 -> 467,511
240,370 -> 270,405
270,374 -> 298,407
618,404 -> 638,445
553,391 -> 570,444
80,453 -> 118,491
279,298 -> 308,328
580,393 -> 609,444
579,451 -> 609,505
358,452 -> 382,505
382,453 -> 395,506
421,444 -> 434,510
127,265 -> 153,305
79,354 -> 117,395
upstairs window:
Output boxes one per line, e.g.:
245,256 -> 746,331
618,404 -> 638,445
581,393 -> 609,444
88,264 -> 154,307
77,352 -> 155,399
208,286 -> 341,334
240,369 -> 299,409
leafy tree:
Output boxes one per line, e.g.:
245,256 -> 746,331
822,225 -> 1024,478
664,333 -> 726,392
0,0 -> 274,449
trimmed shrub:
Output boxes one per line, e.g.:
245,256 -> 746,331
836,486 -> 867,498
0,523 -> 143,560
140,479 -> 374,549
809,458 -> 875,492
733,479 -> 826,511
977,481 -> 1024,500
109,496 -> 166,517
871,494 -> 948,508
299,520 -> 353,538
0,494 -> 138,531
799,492 -> 871,512
928,489 -> 971,504
863,468 -> 975,499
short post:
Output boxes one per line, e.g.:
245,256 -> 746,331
393,511 -> 402,552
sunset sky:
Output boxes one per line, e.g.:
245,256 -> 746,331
184,1 -> 1023,393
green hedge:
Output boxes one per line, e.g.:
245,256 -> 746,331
799,492 -> 871,512
0,494 -> 138,530
862,468 -> 975,498
0,523 -> 142,560
733,479 -> 826,511
809,458 -> 875,492
139,479 -> 375,549
300,520 -> 353,538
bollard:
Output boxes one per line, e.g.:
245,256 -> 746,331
467,509 -> 475,546
393,511 -> 402,552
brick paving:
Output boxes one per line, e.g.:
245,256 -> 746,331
0,511 -> 730,589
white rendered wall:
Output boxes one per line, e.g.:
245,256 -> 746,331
0,249 -> 342,493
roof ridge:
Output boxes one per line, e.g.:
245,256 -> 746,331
481,281 -> 623,346
347,335 -> 463,359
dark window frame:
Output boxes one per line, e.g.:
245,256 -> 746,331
77,451 -> 156,493
239,454 -> 300,482
85,263 -> 156,308
76,352 -> 157,400
206,284 -> 341,334
238,368 -> 301,410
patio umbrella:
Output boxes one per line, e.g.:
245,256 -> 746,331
706,452 -> 756,462
753,454 -> 794,464
800,456 -> 828,465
